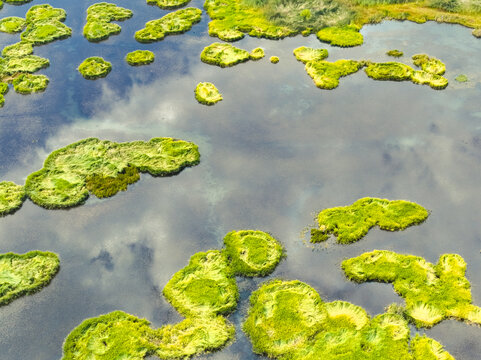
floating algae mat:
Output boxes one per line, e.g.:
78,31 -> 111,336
310,197 -> 428,244
125,50 -> 155,66
316,25 -> 364,47
83,2 -> 133,42
342,250 -> 481,328
62,230 -> 284,359
195,82 -> 223,105
78,57 -> 112,79
243,279 -> 455,359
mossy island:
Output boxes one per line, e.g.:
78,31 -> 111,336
310,197 -> 428,244
200,42 -> 251,67
0,181 -> 25,216
0,251 -> 60,306
12,73 -> 49,94
342,250 -> 481,328
249,47 -> 265,60
387,49 -> 403,57
195,82 -> 223,105
0,16 -> 26,34
293,46 -> 328,63
270,56 -> 279,63
84,3 -> 133,42
316,25 -> 363,47
125,50 -> 155,66
21,4 -> 72,45
78,57 -> 111,80
243,279 -> 455,359
147,0 -> 192,10
135,8 -> 201,43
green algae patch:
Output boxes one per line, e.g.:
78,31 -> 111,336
2,41 -> 33,58
412,54 -> 446,75
125,50 -> 155,66
0,251 -> 59,306
147,0 -> 192,9
455,74 -> 468,82
0,16 -> 26,34
270,56 -> 279,63
0,181 -> 25,215
12,73 -> 49,94
342,250 -> 481,328
304,59 -> 362,89
316,25 -> 363,47
249,47 -> 265,60
84,3 -> 133,42
25,137 -> 200,209
223,230 -> 283,276
311,197 -> 428,244
293,46 -> 328,63
21,5 -> 71,45
3,55 -> 49,75
387,49 -> 403,57
195,82 -> 223,105
78,57 -> 111,80
135,8 -> 202,43
200,42 -> 251,67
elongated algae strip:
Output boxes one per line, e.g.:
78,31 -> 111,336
342,250 -> 481,328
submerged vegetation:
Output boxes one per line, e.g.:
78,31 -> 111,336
342,250 -> 481,328
125,50 -> 155,66
310,197 -> 428,244
200,42 -> 251,67
0,181 -> 25,216
83,3 -> 133,42
195,82 -> 223,105
316,25 -> 363,47
243,279 -> 455,359
135,8 -> 202,43
387,49 -> 403,57
78,57 -> 112,79
0,251 -> 60,306
455,74 -> 468,82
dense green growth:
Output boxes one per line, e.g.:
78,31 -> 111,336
0,17 -> 26,34
12,73 -> 49,94
195,82 -> 223,105
3,55 -> 49,75
125,50 -> 155,66
2,42 -> 33,58
293,46 -> 328,63
84,3 -> 133,42
249,47 -> 265,60
78,57 -> 112,79
24,137 -> 200,209
310,197 -> 428,244
342,250 -> 481,328
412,54 -> 445,75
243,279 -> 455,359
21,5 -> 72,45
455,74 -> 468,82
147,0 -> 192,9
0,181 -> 25,215
200,42 -> 251,67
387,49 -> 403,57
270,56 -> 279,63
305,59 -> 362,89
223,230 -> 283,276
0,251 -> 60,306
317,25 -> 363,47
0,82 -> 8,107
135,8 -> 202,43
410,335 -> 455,360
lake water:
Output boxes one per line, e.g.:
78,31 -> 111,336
0,0 -> 481,359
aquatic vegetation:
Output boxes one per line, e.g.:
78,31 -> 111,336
387,49 -> 403,57
305,59 -> 362,89
147,0 -> 192,9
0,181 -> 25,215
2,41 -> 33,58
12,73 -> 49,94
200,42 -> 251,67
243,279 -> 454,359
84,3 -> 133,42
21,5 -> 72,45
410,335 -> 455,360
85,165 -> 140,198
455,74 -> 468,82
78,57 -> 112,80
473,28 -> 481,37
316,25 -> 363,47
0,16 -> 26,33
311,197 -> 428,244
0,82 -> 8,107
24,137 -> 200,209
25,3 -> 66,23
195,82 -> 223,105
412,54 -> 446,75
249,47 -> 265,60
125,50 -> 155,66
270,56 -> 279,63
342,250 -> 481,328
0,251 -> 60,306
135,8 -> 202,43
3,55 -> 49,75
293,46 -> 328,63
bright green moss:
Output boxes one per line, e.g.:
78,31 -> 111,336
304,59 -> 362,89
387,49 -> 403,57
293,46 -> 328,63
0,251 -> 59,306
455,74 -> 468,82
12,73 -> 49,94
24,137 -> 200,209
270,56 -> 279,63
311,197 -> 428,244
25,4 -> 66,23
200,42 -> 251,67
410,335 -> 455,360
3,55 -> 49,75
0,17 -> 26,34
411,70 -> 448,90
2,42 -> 33,58
84,3 -> 133,42
147,0 -> 191,9
125,50 -> 155,66
316,25 -> 364,47
135,8 -> 202,43
342,250 -> 481,328
0,181 -> 25,215
249,47 -> 265,60
78,57 -> 111,80
412,54 -> 446,75
21,5 -> 71,45
223,230 -> 283,276
195,82 -> 223,105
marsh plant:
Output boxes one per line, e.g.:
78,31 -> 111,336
200,42 -> 251,67
12,73 -> 48,94
0,16 -> 26,33
78,56 -> 112,79
249,47 -> 265,60
125,50 -> 155,66
195,82 -> 223,105
83,2 -> 133,42
0,181 -> 25,216
316,25 -> 363,47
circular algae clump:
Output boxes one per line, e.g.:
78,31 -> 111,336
293,46 -> 328,63
317,25 -> 363,47
0,16 -> 26,33
0,181 -> 25,216
12,74 -> 49,94
223,230 -> 283,276
249,47 -> 265,60
195,82 -> 222,105
125,50 -> 155,66
78,57 -> 112,79
270,56 -> 279,63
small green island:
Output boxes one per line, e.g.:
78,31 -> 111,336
0,16 -> 26,34
342,250 -> 481,328
310,197 -> 428,244
250,47 -> 265,60
200,42 -> 251,67
0,251 -> 60,306
21,4 -> 72,45
78,57 -> 112,79
316,25 -> 364,47
62,230 -> 284,359
125,50 -> 155,66
147,0 -> 191,9
135,8 -> 202,43
83,2 -> 133,42
270,56 -> 279,63
195,82 -> 223,105
243,279 -> 455,359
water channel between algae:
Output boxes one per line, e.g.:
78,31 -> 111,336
0,1 -> 481,359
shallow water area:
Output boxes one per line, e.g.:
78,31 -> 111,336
0,1 -> 480,358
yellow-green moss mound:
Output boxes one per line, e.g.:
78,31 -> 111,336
125,50 -> 155,66
311,197 -> 428,244
12,73 -> 49,94
2,42 -> 33,58
293,46 -> 328,63
84,2 -> 133,42
270,56 -> 279,63
316,25 -> 363,47
135,8 -> 201,43
0,16 -> 26,34
195,82 -> 223,105
412,54 -> 446,75
249,47 -> 265,60
305,59 -> 362,89
200,42 -> 251,67
0,181 -> 25,216
78,57 -> 112,80
147,0 -> 191,9
24,137 -> 200,209
342,250 -> 481,328
243,279 -> 455,359
0,251 -> 59,306
21,4 -> 72,45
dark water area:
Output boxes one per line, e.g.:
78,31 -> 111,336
0,0 -> 481,359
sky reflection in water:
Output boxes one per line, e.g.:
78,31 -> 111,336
0,1 -> 480,358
